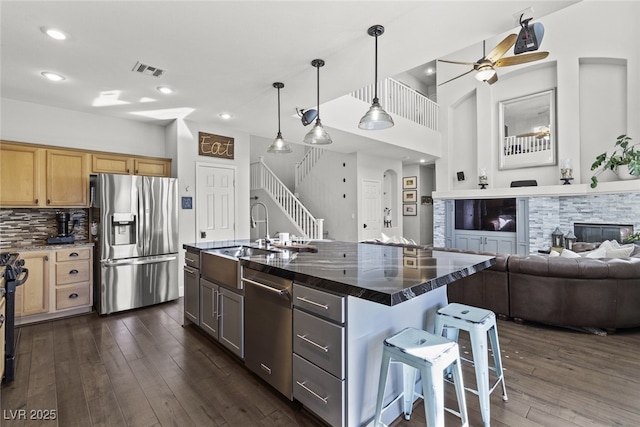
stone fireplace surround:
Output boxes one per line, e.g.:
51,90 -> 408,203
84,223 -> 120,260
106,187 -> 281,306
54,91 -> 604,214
434,189 -> 640,254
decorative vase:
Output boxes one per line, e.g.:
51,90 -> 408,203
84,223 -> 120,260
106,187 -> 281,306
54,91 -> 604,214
615,164 -> 639,180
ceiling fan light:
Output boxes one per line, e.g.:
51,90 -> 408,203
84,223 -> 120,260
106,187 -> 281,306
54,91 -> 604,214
359,98 -> 394,130
267,132 -> 292,153
475,66 -> 496,81
303,119 -> 332,145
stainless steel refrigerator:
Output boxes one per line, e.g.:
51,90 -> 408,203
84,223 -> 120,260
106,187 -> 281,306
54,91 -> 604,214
91,173 -> 179,315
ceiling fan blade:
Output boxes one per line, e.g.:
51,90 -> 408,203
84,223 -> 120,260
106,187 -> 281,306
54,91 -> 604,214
438,59 -> 476,66
495,51 -> 549,67
485,73 -> 498,85
485,34 -> 518,63
437,69 -> 474,86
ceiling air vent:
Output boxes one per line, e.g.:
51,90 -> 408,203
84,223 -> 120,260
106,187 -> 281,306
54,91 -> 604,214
132,61 -> 165,78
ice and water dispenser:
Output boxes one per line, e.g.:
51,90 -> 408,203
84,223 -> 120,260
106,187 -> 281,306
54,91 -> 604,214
111,213 -> 137,245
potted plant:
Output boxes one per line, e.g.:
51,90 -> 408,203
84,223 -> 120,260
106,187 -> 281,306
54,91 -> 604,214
625,231 -> 640,243
590,134 -> 640,188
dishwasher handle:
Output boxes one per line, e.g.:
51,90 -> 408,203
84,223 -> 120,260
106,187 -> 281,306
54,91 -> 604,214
241,277 -> 289,297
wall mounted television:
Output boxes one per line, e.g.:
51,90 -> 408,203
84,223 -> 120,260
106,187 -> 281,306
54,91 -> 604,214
455,198 -> 517,232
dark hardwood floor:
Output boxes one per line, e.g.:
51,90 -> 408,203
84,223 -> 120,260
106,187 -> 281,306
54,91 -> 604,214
1,299 -> 639,426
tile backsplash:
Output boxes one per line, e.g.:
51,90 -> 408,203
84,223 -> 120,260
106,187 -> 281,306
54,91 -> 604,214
0,208 -> 89,249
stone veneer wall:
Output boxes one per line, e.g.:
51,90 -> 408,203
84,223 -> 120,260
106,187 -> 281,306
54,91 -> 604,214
433,192 -> 640,252
0,208 -> 89,249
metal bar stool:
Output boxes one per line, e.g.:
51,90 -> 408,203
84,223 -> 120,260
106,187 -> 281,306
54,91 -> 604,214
435,303 -> 508,427
373,327 -> 469,427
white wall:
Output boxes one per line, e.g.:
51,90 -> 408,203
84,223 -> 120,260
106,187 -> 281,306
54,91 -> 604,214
436,1 -> 640,192
1,98 -> 166,156
296,150 -> 358,242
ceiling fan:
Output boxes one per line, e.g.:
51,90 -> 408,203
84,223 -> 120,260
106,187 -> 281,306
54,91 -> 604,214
438,33 -> 549,86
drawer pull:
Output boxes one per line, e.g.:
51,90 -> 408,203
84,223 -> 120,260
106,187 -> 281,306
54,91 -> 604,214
296,296 -> 329,310
69,269 -> 79,275
296,334 -> 329,352
69,252 -> 79,257
69,293 -> 79,299
296,381 -> 329,404
0,314 -> 4,327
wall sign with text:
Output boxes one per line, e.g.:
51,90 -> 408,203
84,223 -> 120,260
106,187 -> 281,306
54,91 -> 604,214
199,132 -> 234,160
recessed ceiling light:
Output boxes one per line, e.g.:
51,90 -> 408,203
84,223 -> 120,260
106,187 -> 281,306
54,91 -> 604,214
156,86 -> 173,94
218,112 -> 232,120
41,27 -> 67,40
420,158 -> 426,163
41,71 -> 65,82
425,68 -> 435,75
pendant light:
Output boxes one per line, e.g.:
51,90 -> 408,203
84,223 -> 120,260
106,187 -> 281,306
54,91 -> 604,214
303,59 -> 332,145
359,25 -> 394,130
267,82 -> 292,154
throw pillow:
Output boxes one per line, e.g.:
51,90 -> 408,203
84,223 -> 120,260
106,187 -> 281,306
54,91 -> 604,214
600,240 -> 635,258
560,249 -> 581,258
584,246 -> 607,258
549,250 -> 560,257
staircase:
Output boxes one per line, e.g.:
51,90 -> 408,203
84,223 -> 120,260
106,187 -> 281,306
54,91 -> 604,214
251,158 -> 324,240
295,146 -> 325,190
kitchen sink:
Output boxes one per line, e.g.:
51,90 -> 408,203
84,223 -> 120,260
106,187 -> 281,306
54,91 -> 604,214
201,245 -> 280,289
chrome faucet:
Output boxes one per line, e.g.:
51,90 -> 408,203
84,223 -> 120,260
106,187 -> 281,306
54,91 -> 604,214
250,202 -> 269,239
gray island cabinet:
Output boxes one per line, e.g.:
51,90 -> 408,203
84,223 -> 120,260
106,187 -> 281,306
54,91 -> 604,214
239,241 -> 495,427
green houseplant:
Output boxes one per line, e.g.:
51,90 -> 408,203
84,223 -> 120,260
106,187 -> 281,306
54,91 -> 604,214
590,134 -> 640,188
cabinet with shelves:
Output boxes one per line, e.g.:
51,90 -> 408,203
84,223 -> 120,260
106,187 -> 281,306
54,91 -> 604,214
454,230 -> 516,253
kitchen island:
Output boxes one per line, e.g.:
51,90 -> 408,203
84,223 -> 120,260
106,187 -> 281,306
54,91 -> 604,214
184,240 -> 494,426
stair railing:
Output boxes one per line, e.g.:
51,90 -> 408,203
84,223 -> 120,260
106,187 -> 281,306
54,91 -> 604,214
295,146 -> 325,190
251,158 -> 324,240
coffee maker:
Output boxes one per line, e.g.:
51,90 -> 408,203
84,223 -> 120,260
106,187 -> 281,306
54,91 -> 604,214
46,211 -> 76,244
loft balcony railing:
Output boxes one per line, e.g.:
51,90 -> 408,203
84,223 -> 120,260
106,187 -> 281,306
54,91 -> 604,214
351,77 -> 438,131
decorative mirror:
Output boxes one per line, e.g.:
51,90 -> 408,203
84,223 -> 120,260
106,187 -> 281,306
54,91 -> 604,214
498,88 -> 556,169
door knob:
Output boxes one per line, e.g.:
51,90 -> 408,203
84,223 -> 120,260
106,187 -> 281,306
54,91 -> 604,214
200,231 -> 206,238
363,224 -> 368,228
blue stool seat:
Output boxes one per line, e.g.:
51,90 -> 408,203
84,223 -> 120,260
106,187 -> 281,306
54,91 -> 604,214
435,303 -> 508,427
374,327 -> 469,427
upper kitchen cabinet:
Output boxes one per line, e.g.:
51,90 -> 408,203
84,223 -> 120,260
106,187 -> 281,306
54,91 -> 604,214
91,153 -> 133,175
46,149 -> 89,207
133,157 -> 171,177
0,142 -> 44,206
91,153 -> 171,177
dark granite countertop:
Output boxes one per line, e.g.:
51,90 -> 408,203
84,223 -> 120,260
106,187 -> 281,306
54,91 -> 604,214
215,240 -> 495,306
183,240 -> 254,252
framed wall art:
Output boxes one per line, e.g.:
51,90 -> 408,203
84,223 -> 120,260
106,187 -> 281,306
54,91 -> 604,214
402,190 -> 417,203
403,204 -> 417,216
402,176 -> 417,189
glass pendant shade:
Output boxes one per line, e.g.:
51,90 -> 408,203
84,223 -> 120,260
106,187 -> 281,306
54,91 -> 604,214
304,59 -> 331,145
268,82 -> 292,154
359,98 -> 394,130
359,25 -> 394,130
303,119 -> 332,145
267,131 -> 292,153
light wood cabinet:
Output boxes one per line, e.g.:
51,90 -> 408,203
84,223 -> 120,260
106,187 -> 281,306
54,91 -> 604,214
91,153 -> 132,175
54,247 -> 92,311
15,251 -> 50,317
91,153 -> 171,177
0,142 -> 43,206
134,158 -> 171,177
46,149 -> 89,207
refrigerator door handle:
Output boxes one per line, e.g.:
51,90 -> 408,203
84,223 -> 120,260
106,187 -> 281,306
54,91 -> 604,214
102,255 -> 178,267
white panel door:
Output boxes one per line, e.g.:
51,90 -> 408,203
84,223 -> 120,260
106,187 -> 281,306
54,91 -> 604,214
196,164 -> 235,242
361,179 -> 381,241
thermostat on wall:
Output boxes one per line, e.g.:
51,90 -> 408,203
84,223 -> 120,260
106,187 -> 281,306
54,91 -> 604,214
181,196 -> 193,209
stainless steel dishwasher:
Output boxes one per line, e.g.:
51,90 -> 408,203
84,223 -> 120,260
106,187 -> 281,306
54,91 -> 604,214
242,267 -> 293,400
